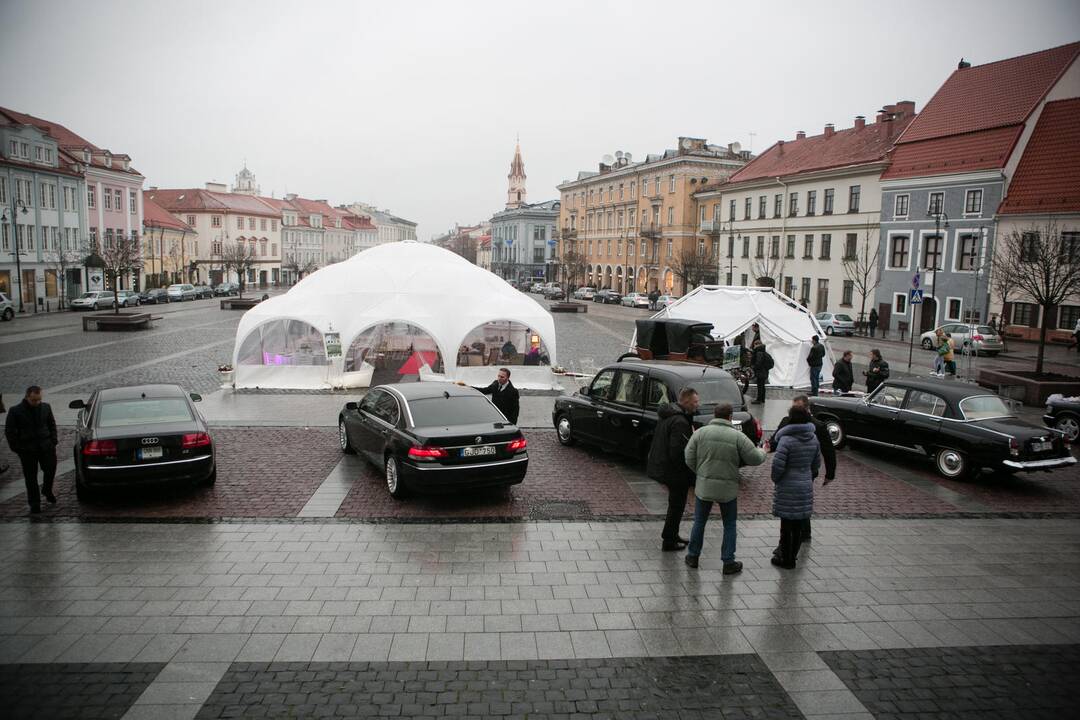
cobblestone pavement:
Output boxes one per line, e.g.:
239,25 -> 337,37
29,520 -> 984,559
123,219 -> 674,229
822,644 -> 1080,719
193,656 -> 804,719
0,661 -> 165,719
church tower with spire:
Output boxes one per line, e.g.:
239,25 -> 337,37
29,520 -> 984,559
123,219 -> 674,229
232,163 -> 260,196
506,140 -> 527,209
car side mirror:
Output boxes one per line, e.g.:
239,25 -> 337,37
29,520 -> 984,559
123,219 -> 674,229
189,393 -> 202,403
345,401 -> 358,411
68,399 -> 85,409
579,386 -> 589,396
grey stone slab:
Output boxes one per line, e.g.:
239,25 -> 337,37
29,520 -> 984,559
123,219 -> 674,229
349,632 -> 393,661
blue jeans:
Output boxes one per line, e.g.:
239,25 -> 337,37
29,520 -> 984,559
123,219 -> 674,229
809,366 -> 821,395
934,355 -> 944,374
687,497 -> 738,564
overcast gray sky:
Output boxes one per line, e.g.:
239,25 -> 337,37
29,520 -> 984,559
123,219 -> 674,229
2,0 -> 1077,238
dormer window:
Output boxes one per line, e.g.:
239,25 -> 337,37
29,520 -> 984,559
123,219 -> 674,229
104,153 -> 112,168
83,149 -> 91,162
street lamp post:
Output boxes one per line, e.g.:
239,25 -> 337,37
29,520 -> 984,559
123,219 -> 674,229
2,200 -> 30,312
927,210 -> 950,333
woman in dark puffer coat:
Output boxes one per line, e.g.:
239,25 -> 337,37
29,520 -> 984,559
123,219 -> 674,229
770,406 -> 820,568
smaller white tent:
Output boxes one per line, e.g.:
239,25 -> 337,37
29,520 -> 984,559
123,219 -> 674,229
646,286 -> 833,388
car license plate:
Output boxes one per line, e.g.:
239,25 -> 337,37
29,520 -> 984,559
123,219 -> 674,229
462,445 -> 496,458
139,447 -> 163,460
1032,441 -> 1052,452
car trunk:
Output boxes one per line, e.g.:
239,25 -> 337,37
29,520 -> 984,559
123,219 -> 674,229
89,421 -> 207,466
411,422 -> 524,466
969,418 -> 1068,460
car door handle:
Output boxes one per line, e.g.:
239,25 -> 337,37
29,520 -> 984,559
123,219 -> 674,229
631,420 -> 640,427
596,411 -> 604,417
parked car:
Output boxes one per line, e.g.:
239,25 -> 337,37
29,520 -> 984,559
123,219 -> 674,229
621,292 -> 650,309
573,286 -> 596,300
338,382 -> 528,498
530,282 -> 545,293
920,323 -> 1004,356
68,384 -> 215,500
213,282 -> 240,297
594,289 -> 622,304
115,290 -> 141,307
810,377 -> 1075,479
139,288 -> 170,304
657,294 -> 680,309
815,311 -> 856,336
167,283 -> 197,301
70,291 -> 117,311
1044,394 -> 1080,443
193,285 -> 214,299
0,291 -> 13,320
542,286 -> 566,300
552,360 -> 762,460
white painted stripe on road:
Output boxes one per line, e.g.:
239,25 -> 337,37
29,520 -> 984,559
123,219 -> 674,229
122,660 -> 230,720
297,455 -> 364,517
760,651 -> 872,718
45,338 -> 234,394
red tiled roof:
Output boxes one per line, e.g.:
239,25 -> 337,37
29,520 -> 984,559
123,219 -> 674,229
148,188 -> 279,216
142,192 -> 195,233
726,114 -> 916,184
881,125 -> 1023,180
898,42 -> 1080,144
998,98 -> 1080,215
0,105 -> 143,177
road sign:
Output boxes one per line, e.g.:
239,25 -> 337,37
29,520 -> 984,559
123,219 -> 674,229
912,272 -> 921,289
910,288 -> 923,305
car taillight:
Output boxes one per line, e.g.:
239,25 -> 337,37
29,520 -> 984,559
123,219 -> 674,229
1009,437 -> 1020,457
973,334 -> 983,341
181,432 -> 212,449
508,437 -> 528,452
83,440 -> 117,456
408,445 -> 448,460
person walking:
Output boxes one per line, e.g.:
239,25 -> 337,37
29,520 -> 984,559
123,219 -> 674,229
864,349 -> 889,393
467,367 -> 520,424
749,340 -> 773,404
648,289 -> 659,310
932,328 -> 947,377
770,405 -> 820,569
807,335 -> 825,396
647,388 -> 699,551
4,386 -> 58,514
832,350 -> 854,394
683,403 -> 766,573
943,333 -> 957,377
868,308 -> 878,338
768,395 -> 835,551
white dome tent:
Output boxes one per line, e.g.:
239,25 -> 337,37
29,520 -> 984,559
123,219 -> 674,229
231,242 -> 558,390
644,286 -> 833,389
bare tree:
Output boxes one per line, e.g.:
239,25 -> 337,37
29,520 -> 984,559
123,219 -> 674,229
283,254 -> 318,284
558,245 -> 588,292
992,220 -> 1080,374
842,222 -> 882,333
221,242 -> 259,298
100,233 -> 141,315
989,256 -> 1016,352
671,248 -> 713,292
751,248 -> 784,288
45,239 -> 84,310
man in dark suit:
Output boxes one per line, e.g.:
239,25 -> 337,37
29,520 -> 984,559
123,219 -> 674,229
4,386 -> 58,514
476,367 -> 520,424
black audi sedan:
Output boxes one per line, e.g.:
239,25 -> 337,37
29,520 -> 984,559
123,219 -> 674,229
552,359 -> 762,460
810,377 -> 1076,479
338,382 -> 528,498
69,384 -> 215,499
138,288 -> 170,304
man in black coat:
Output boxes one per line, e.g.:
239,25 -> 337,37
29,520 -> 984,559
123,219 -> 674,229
768,394 -> 835,544
807,335 -> 825,396
646,387 -> 699,551
868,308 -> 879,338
475,367 -> 520,424
4,386 -> 58,513
832,350 -> 854,394
750,341 -> 772,404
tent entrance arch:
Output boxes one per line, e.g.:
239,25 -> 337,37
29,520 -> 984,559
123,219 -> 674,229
458,321 -> 551,368
346,321 -> 444,386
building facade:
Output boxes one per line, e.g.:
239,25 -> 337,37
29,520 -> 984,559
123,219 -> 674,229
345,202 -> 418,244
490,200 -> 559,282
556,138 -> 749,296
141,192 -> 195,287
695,103 -> 915,317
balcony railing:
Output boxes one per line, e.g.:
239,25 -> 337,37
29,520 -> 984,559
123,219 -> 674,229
558,227 -> 577,240
640,223 -> 662,239
699,220 -> 723,234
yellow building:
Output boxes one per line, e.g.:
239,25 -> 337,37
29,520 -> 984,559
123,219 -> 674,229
556,138 -> 749,296
141,192 -> 196,287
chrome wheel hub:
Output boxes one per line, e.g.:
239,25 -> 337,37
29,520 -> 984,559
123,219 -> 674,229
386,458 -> 398,493
557,417 -> 571,441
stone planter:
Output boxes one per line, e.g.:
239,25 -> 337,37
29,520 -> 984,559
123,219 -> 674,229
977,368 -> 1080,406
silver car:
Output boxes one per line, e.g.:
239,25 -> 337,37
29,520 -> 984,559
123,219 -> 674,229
115,290 -> 141,307
70,291 -> 117,311
920,323 -> 1004,356
167,283 -> 197,301
815,312 -> 856,336
1,291 -> 13,320
621,292 -> 650,308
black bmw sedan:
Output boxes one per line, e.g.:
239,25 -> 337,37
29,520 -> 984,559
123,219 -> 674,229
338,382 -> 528,498
69,384 -> 216,499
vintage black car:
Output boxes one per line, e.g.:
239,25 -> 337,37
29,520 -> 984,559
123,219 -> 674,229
810,378 -> 1076,479
1044,394 -> 1080,443
69,384 -> 215,500
622,318 -> 727,365
338,382 -> 528,498
552,359 -> 762,460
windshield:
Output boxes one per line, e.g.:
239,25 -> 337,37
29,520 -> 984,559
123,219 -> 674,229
410,396 -> 508,427
835,314 -> 853,322
959,395 -> 1013,420
168,285 -> 184,290
78,293 -> 95,299
686,378 -> 744,407
976,325 -> 996,335
98,398 -> 194,427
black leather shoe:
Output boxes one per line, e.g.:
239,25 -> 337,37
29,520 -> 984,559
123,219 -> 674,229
722,561 -> 743,575
684,555 -> 699,569
676,536 -> 690,545
29,506 -> 41,514
772,546 -> 782,559
662,539 -> 688,552
42,487 -> 56,504
771,557 -> 795,569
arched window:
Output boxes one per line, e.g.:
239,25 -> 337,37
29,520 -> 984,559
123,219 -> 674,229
237,320 -> 328,366
346,322 -> 444,385
459,321 -> 550,367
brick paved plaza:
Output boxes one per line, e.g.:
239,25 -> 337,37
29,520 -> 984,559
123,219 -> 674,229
3,302 -> 1080,718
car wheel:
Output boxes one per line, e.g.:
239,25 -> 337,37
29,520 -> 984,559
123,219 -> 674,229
385,455 -> 407,498
821,416 -> 846,449
922,338 -> 935,350
934,447 -> 970,480
1,308 -> 12,320
825,326 -> 833,336
1054,412 -> 1080,443
339,417 -> 356,454
556,413 -> 576,446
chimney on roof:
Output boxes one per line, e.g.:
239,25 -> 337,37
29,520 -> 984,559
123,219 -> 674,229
958,58 -> 971,69
205,182 -> 227,192
285,193 -> 297,201
854,116 -> 866,130
777,140 -> 784,154
824,124 -> 835,138
149,186 -> 158,191
795,131 -> 806,140
314,199 -> 326,204
895,100 -> 916,118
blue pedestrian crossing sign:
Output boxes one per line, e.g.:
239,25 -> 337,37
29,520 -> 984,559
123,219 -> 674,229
910,288 -> 924,305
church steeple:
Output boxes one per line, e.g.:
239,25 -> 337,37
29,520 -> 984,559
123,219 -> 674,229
506,139 -> 527,209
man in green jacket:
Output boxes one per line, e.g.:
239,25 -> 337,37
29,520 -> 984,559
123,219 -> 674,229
683,403 -> 767,574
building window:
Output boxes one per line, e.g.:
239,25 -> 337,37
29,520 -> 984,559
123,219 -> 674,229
642,179 -> 648,196
800,278 -> 811,304
848,185 -> 860,213
946,298 -> 962,321
103,189 -> 112,210
770,235 -> 780,259
1059,305 -> 1080,330
820,234 -> 831,259
894,194 -> 909,218
956,233 -> 978,270
16,179 -> 31,206
743,197 -> 751,220
211,215 -> 222,228
823,188 -> 834,214
783,276 -> 794,296
755,236 -> 764,258
248,217 -> 256,230
742,236 -> 750,258
129,189 -> 137,214
894,293 -> 907,315
758,195 -> 766,219
697,239 -> 705,257
928,192 -> 944,216
964,189 -> 983,215
806,190 -> 816,216
773,194 -> 782,218
114,189 -> 122,210
803,234 -> 814,259
816,278 -> 829,312
842,280 -> 854,306
1020,231 -> 1039,261
1064,232 -> 1080,263
843,233 -> 857,260
1012,302 -> 1037,326
669,175 -> 676,193
667,207 -> 673,225
785,235 -> 795,258
889,235 -> 910,268
922,234 -> 944,270
666,239 -> 672,258
728,199 -> 736,221
789,191 -> 798,216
